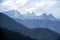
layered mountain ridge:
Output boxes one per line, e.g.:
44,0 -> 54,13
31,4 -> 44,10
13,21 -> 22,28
0,12 -> 60,40
2,10 -> 57,20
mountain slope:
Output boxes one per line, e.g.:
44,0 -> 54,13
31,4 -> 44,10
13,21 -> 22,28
0,12 -> 60,40
27,28 -> 60,40
0,12 -> 30,36
0,28 -> 36,40
15,18 -> 60,34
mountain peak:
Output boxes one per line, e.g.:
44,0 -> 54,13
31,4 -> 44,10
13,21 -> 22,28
39,13 -> 48,19
39,13 -> 56,20
40,13 -> 48,17
42,13 -> 47,16
48,14 -> 56,20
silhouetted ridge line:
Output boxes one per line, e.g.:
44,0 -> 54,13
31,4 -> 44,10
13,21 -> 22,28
0,28 -> 36,40
0,12 -> 30,36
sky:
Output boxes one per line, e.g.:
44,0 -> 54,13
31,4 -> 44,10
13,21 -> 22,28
0,0 -> 60,18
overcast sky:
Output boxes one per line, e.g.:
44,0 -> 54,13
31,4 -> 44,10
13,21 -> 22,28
0,0 -> 60,18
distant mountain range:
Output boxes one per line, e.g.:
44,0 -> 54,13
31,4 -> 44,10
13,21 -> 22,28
2,10 -> 57,20
0,12 -> 60,40
1,10 -> 60,33
39,13 -> 56,20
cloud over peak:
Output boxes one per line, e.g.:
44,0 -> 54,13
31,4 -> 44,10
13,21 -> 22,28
0,0 -> 60,18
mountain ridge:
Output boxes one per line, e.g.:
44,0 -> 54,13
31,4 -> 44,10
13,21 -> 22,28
2,10 -> 57,20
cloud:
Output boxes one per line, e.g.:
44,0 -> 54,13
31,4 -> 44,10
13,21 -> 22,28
24,1 -> 56,12
16,0 -> 28,4
0,0 -> 57,12
0,0 -> 60,18
0,0 -> 28,11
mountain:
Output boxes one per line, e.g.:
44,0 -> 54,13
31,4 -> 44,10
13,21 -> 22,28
0,12 -> 60,40
14,19 -> 41,28
39,13 -> 56,20
39,13 -> 48,19
2,10 -> 57,20
14,18 -> 60,34
0,28 -> 36,40
2,10 -> 20,18
48,14 -> 56,20
19,12 -> 37,19
28,28 -> 60,40
0,12 -> 30,36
